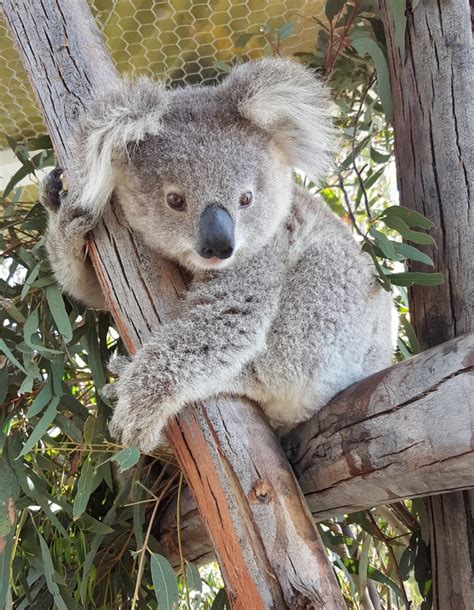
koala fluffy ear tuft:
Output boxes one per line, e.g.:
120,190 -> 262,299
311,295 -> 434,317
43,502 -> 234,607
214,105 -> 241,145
74,77 -> 168,216
220,58 -> 336,183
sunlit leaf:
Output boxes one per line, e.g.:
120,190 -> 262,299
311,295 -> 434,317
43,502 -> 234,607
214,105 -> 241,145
341,557 -> 405,599
358,533 -> 371,597
400,314 -> 420,354
382,206 -> 434,229
381,216 -> 435,245
392,242 -> 434,266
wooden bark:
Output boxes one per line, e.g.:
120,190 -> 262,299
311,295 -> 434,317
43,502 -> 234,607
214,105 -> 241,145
2,1 -> 346,608
379,2 -> 474,609
158,333 -> 474,565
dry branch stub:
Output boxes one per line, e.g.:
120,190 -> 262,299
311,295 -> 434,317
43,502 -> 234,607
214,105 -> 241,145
3,1 -> 346,607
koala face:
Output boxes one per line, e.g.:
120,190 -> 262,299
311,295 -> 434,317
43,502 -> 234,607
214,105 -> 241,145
76,58 -> 335,272
113,117 -> 292,272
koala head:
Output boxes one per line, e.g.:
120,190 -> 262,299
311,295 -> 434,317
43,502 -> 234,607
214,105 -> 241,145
75,59 -> 335,272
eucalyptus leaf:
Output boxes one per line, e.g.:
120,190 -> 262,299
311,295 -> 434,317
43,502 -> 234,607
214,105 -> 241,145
358,533 -> 371,598
73,455 -> 97,520
388,0 -> 407,59
18,397 -> 60,458
234,32 -> 255,49
185,562 -> 202,594
341,557 -> 405,599
350,36 -> 393,122
1,164 -> 33,202
400,314 -> 420,354
392,242 -> 434,266
325,0 -> 346,21
37,531 -> 68,610
27,380 -> 53,418
277,22 -> 295,41
388,272 -> 444,287
211,588 -> 230,610
382,205 -> 434,229
0,339 -> 27,374
46,284 -> 73,343
381,216 -> 435,245
150,553 -> 179,610
111,447 -> 141,472
370,229 -> 396,260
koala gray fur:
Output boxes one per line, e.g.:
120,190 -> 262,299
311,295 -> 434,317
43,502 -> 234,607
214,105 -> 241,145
41,58 -> 394,451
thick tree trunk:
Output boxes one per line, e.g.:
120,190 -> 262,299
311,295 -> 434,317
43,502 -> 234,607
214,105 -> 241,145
2,1 -> 345,608
158,333 -> 474,566
379,2 -> 474,609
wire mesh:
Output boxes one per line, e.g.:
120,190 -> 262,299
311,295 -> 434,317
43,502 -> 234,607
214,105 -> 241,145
0,0 -> 325,149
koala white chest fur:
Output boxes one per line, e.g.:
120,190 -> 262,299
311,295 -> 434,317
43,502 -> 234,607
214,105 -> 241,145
41,58 -> 394,451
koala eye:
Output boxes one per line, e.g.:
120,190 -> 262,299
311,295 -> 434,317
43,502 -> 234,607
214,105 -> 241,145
239,191 -> 253,208
166,192 -> 187,211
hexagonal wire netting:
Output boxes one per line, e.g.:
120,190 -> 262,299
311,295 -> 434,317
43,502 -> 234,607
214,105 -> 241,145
0,0 -> 325,150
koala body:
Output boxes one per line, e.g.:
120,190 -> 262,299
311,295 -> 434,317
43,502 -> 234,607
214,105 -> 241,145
42,59 -> 394,450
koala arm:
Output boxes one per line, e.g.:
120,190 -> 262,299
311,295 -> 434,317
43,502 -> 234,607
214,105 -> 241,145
108,238 -> 286,451
41,169 -> 106,310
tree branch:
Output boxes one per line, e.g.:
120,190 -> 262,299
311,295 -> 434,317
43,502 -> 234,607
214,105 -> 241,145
157,333 -> 474,566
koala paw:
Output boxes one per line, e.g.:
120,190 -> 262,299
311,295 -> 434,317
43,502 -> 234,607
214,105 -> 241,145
41,169 -> 97,238
105,354 -> 172,453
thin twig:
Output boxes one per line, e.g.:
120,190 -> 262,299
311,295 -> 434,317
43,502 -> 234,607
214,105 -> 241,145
352,72 -> 377,219
337,173 -> 366,238
130,470 -> 179,610
176,471 -> 192,609
367,512 -> 412,609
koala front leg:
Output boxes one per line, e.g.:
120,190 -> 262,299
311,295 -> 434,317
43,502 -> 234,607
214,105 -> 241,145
108,241 -> 286,452
40,169 -> 105,309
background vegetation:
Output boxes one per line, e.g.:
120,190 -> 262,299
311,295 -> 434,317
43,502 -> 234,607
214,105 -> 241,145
1,2 -> 440,608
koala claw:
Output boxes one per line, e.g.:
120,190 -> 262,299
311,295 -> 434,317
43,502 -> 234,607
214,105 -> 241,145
40,167 -> 65,211
41,169 -> 97,237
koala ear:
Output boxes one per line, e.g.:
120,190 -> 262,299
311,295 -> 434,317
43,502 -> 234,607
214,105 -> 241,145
220,58 -> 336,183
74,77 -> 167,216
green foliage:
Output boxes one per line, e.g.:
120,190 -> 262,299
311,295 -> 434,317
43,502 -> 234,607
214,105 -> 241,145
1,3 -> 438,608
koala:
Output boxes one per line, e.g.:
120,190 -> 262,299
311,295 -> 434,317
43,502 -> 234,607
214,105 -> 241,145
41,58 -> 394,451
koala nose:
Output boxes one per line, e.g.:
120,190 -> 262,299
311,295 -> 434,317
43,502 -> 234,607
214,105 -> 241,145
197,206 -> 235,260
